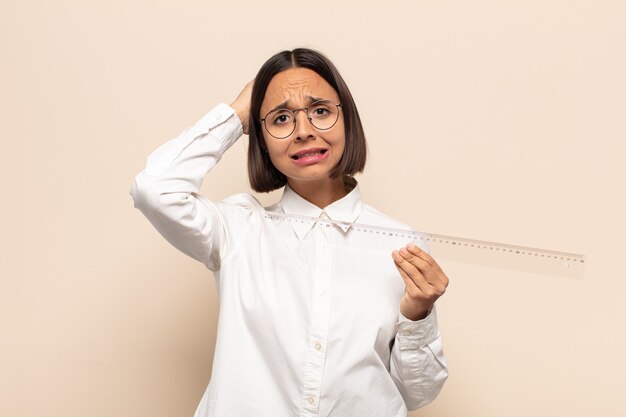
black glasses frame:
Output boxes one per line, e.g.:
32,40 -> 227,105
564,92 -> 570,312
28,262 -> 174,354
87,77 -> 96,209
260,100 -> 343,139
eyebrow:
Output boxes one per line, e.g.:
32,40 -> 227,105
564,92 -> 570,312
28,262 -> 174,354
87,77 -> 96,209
268,95 -> 327,113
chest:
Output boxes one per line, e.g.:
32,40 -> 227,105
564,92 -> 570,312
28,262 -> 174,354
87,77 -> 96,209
221,221 -> 407,332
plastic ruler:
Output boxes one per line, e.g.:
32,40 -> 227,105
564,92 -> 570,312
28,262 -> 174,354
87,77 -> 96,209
264,211 -> 586,280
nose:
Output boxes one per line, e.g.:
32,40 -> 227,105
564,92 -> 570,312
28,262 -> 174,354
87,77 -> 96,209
293,108 -> 315,142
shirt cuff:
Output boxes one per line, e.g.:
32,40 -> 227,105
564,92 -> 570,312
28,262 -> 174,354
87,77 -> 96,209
395,306 -> 440,350
194,102 -> 241,133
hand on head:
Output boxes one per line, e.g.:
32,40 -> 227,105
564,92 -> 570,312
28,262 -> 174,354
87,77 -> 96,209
230,79 -> 255,135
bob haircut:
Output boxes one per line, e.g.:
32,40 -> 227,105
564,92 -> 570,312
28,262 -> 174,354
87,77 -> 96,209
248,48 -> 367,193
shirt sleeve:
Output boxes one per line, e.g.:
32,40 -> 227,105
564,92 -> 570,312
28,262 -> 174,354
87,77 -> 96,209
389,304 -> 449,411
129,103 -> 245,271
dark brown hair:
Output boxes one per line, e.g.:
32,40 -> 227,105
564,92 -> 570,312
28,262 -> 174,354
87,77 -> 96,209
248,48 -> 367,192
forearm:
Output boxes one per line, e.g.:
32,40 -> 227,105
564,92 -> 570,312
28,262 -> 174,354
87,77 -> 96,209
129,103 -> 243,268
389,306 -> 449,411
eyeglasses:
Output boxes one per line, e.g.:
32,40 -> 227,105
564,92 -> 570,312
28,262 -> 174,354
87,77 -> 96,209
260,100 -> 342,139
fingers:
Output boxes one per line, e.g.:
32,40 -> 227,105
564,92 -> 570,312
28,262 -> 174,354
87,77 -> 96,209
405,242 -> 438,269
406,243 -> 449,287
392,243 -> 449,292
392,250 -> 430,294
230,79 -> 256,135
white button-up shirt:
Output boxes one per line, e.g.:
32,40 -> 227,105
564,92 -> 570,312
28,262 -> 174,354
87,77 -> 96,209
130,103 -> 448,417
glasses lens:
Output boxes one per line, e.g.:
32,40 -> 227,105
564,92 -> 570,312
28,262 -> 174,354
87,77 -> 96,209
265,109 -> 295,139
264,101 -> 340,139
308,102 -> 339,130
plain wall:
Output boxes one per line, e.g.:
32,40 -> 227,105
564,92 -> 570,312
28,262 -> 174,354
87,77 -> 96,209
1,1 -> 625,416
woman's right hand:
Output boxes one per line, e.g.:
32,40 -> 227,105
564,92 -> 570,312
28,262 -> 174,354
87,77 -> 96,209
230,79 -> 255,135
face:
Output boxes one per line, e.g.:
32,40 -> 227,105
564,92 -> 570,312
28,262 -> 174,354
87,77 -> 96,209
259,67 -> 345,185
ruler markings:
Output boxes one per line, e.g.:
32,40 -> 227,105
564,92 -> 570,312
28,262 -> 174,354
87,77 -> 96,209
263,211 -> 586,280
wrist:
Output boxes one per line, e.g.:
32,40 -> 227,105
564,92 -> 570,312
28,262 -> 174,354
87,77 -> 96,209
400,303 -> 431,321
230,103 -> 248,134
402,310 -> 429,321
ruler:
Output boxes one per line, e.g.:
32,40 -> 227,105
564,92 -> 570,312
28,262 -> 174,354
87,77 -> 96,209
264,211 -> 586,280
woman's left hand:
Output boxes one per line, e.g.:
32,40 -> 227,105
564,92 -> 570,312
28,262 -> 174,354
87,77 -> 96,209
392,242 -> 449,321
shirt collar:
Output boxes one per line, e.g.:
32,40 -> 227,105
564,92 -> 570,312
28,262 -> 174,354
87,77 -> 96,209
279,176 -> 363,240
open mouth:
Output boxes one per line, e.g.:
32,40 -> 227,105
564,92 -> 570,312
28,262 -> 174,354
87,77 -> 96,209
291,149 -> 328,160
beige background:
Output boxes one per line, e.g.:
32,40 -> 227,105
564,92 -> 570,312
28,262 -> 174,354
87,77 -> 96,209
1,0 -> 625,416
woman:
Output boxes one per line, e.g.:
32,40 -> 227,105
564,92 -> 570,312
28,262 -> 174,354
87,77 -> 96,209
130,48 -> 449,417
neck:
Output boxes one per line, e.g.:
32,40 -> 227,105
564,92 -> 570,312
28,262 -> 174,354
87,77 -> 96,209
287,176 -> 348,209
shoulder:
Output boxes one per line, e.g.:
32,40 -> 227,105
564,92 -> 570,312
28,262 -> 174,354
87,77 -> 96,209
216,192 -> 267,217
219,192 -> 264,210
359,202 -> 432,253
216,192 -> 286,223
211,192 -> 265,226
359,202 -> 412,230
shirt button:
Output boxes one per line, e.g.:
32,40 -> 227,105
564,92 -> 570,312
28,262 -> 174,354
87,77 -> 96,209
307,396 -> 315,404
320,291 -> 328,299
314,343 -> 322,351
